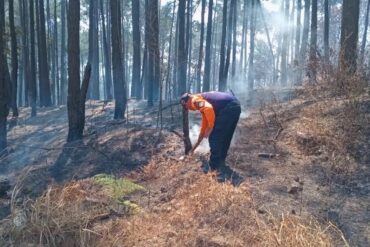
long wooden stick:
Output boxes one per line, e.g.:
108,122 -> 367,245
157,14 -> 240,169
182,107 -> 192,154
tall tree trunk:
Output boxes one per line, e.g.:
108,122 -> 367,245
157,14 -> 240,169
248,0 -> 256,92
203,0 -> 213,92
9,0 -> 18,117
88,0 -> 100,100
54,0 -> 59,105
299,0 -> 310,83
18,0 -> 25,107
339,0 -> 360,74
324,0 -> 329,64
146,0 -> 160,105
131,0 -> 141,99
231,0 -> 237,79
110,0 -> 127,118
186,0 -> 193,91
295,0 -> 302,62
165,1 -> 176,100
152,0 -> 160,102
222,0 -> 235,91
67,0 -> 91,142
100,0 -> 113,100
60,0 -> 67,104
47,0 -> 54,104
0,0 -> 11,151
176,0 -> 187,95
29,0 -> 37,116
218,0 -> 228,90
38,0 -> 52,107
360,0 -> 370,65
240,0 -> 249,80
196,0 -> 206,93
21,0 -> 29,107
308,0 -> 317,82
280,0 -> 289,86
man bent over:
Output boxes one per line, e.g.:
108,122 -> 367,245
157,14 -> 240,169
180,91 -> 241,174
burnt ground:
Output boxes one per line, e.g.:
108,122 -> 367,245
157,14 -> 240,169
0,95 -> 369,246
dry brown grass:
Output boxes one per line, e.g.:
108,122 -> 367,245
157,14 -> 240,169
1,154 -> 348,247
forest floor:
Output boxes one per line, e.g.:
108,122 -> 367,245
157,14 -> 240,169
0,87 -> 369,246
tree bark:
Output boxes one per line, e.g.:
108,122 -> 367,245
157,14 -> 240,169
360,0 -> 370,65
54,0 -> 59,105
222,0 -> 235,91
131,0 -> 141,99
100,0 -> 113,100
203,0 -> 213,92
29,0 -> 37,116
67,0 -> 92,142
60,0 -> 67,105
9,0 -> 18,117
339,0 -> 360,74
88,0 -> 100,100
248,0 -> 256,91
299,0 -> 310,83
218,0 -> 228,90
324,0 -> 329,64
0,0 -> 10,151
308,0 -> 317,82
196,0 -> 206,93
177,0 -> 187,95
110,0 -> 127,119
280,0 -> 289,86
37,0 -> 52,107
231,0 -> 237,79
295,0 -> 302,62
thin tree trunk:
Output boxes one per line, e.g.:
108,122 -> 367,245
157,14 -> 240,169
360,0 -> 370,65
0,0 -> 11,151
196,0 -> 206,93
29,0 -> 37,116
110,0 -> 127,118
186,0 -> 193,91
88,0 -> 100,100
100,0 -> 113,100
54,0 -> 59,105
203,0 -> 213,92
38,0 -> 52,107
9,0 -> 18,117
222,0 -> 235,91
165,1 -> 176,100
60,0 -> 67,104
295,0 -> 302,62
177,0 -> 187,95
248,0 -> 256,91
218,0 -> 228,90
308,0 -> 317,82
299,0 -> 310,83
324,0 -> 329,64
21,0 -> 29,107
280,0 -> 289,86
231,0 -> 237,79
131,0 -> 141,99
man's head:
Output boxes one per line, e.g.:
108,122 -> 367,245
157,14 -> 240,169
180,93 -> 193,109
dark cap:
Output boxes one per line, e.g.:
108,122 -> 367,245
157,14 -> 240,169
180,93 -> 191,105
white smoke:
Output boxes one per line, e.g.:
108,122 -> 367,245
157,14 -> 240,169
189,124 -> 210,154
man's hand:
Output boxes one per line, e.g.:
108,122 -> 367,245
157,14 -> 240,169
204,128 -> 213,138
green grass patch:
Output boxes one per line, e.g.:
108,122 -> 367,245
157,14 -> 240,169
93,174 -> 144,201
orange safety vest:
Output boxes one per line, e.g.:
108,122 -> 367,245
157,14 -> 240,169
186,94 -> 215,136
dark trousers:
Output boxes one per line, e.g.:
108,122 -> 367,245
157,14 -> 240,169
208,100 -> 241,170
